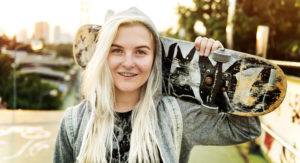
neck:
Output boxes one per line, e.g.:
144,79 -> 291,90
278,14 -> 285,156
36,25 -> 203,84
115,89 -> 140,113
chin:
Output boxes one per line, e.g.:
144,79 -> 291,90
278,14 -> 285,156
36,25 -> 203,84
117,86 -> 140,93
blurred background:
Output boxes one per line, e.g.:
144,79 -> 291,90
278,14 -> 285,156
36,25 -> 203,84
1,0 -> 300,162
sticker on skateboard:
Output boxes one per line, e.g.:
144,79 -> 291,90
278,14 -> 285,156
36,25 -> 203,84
73,24 -> 287,116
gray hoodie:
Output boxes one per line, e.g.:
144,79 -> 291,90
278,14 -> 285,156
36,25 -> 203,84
53,7 -> 261,163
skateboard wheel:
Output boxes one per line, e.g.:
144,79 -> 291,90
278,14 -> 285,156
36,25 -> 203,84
212,48 -> 231,63
205,76 -> 213,86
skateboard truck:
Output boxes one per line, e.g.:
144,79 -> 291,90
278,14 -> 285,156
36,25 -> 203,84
212,48 -> 231,63
202,48 -> 231,114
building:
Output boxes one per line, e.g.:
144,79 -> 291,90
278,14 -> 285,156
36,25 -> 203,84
80,0 -> 90,25
33,22 -> 50,44
53,25 -> 61,44
0,28 -> 5,36
17,29 -> 28,43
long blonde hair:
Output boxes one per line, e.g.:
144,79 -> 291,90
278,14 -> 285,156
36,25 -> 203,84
78,15 -> 161,163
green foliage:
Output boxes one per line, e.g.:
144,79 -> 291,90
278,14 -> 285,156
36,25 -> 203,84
165,0 -> 227,42
56,43 -> 73,58
0,35 -> 34,53
0,54 -> 62,110
51,65 -> 71,73
44,43 -> 73,58
14,74 -> 62,110
169,0 -> 300,61
234,0 -> 300,61
0,54 -> 13,100
0,35 -> 10,51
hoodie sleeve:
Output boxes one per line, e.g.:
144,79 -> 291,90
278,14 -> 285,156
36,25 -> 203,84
53,108 -> 75,163
177,99 -> 261,148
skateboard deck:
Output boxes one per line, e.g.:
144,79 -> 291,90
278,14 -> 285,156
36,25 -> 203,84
73,24 -> 287,116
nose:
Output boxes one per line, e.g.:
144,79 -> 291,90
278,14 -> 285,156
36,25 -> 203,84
122,52 -> 135,69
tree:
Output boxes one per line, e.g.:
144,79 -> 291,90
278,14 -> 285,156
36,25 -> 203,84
0,35 -> 34,53
0,54 -> 63,110
0,35 -> 10,51
164,0 -> 227,42
14,74 -> 62,110
168,0 -> 300,61
56,43 -> 73,58
234,0 -> 300,61
0,54 -> 13,100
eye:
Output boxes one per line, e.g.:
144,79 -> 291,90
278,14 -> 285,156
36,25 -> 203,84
111,48 -> 122,54
137,50 -> 146,55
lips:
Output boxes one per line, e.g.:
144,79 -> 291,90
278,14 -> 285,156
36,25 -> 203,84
118,72 -> 138,77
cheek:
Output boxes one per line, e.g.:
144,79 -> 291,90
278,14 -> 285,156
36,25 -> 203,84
141,57 -> 154,74
107,55 -> 117,72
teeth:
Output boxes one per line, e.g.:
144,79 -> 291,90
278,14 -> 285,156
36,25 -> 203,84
120,72 -> 137,77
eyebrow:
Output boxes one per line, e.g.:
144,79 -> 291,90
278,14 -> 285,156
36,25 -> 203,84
111,44 -> 151,50
111,44 -> 123,48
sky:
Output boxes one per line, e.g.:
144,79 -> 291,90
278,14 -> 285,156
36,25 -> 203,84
0,0 -> 194,40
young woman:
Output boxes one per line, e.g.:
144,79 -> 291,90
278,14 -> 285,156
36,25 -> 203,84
54,7 -> 261,163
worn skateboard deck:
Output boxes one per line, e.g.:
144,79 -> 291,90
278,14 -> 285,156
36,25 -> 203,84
73,24 -> 287,116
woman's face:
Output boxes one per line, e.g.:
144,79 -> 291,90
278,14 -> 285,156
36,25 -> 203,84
107,23 -> 155,94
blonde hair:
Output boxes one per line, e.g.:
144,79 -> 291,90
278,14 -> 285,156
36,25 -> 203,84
78,16 -> 161,163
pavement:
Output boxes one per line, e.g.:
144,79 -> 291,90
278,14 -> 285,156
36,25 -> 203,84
0,109 -> 267,163
189,143 -> 268,163
0,110 -> 64,163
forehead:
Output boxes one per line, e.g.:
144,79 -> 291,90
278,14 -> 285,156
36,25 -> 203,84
113,23 -> 154,48
119,22 -> 151,33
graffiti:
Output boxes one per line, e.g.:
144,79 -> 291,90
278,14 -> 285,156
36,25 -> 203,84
290,94 -> 300,124
161,41 -> 199,103
29,140 -> 50,156
0,126 -> 51,161
264,132 -> 274,152
280,146 -> 297,163
160,37 -> 284,116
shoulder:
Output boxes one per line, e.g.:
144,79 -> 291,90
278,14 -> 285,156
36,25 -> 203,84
62,100 -> 91,139
159,96 -> 201,111
157,96 -> 197,112
159,96 -> 180,111
64,100 -> 91,122
157,96 -> 183,123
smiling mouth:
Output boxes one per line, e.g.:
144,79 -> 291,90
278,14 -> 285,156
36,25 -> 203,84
118,72 -> 138,77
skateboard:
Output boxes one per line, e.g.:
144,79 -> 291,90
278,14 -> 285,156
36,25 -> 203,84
73,24 -> 287,116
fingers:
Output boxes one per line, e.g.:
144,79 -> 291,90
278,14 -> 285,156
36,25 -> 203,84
194,37 -> 202,51
204,39 -> 214,57
194,36 -> 207,56
212,40 -> 224,52
194,36 -> 224,57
